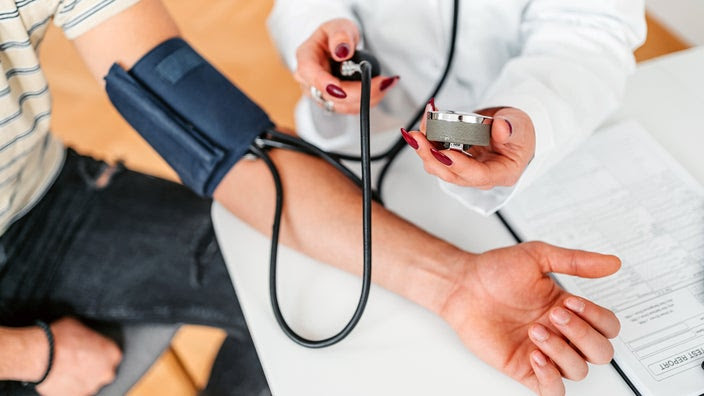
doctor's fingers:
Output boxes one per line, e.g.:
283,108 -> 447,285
418,102 -> 435,134
294,46 -> 347,95
319,18 -> 360,61
295,53 -> 391,112
295,64 -> 353,113
406,131 -> 466,185
303,77 -> 395,114
529,350 -> 566,396
335,76 -> 396,109
489,115 -> 514,145
427,148 -> 522,188
489,112 -> 536,169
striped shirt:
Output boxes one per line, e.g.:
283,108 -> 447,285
0,0 -> 139,234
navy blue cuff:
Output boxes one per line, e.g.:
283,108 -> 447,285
105,38 -> 273,196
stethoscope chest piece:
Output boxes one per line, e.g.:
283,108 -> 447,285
426,110 -> 492,152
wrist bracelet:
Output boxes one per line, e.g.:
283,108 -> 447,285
30,320 -> 54,386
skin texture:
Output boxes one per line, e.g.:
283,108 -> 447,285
35,319 -> 122,396
0,2 -> 620,395
0,318 -> 122,396
0,1 -> 178,395
441,243 -> 620,395
296,19 -> 536,189
0,325 -> 48,383
215,146 -> 621,396
407,102 -> 536,190
294,18 -> 399,114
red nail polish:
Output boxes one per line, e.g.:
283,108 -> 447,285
335,43 -> 350,59
428,97 -> 437,111
400,128 -> 418,150
380,76 -> 399,92
431,149 -> 452,166
326,84 -> 347,99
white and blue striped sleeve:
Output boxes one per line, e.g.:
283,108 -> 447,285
51,0 -> 142,39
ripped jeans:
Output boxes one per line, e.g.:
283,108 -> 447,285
0,149 -> 268,394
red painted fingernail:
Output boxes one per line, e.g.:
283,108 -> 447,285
326,84 -> 347,99
334,43 -> 350,59
428,97 -> 437,111
431,149 -> 452,166
400,128 -> 418,150
380,76 -> 399,91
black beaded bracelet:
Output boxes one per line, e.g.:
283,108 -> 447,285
31,320 -> 54,386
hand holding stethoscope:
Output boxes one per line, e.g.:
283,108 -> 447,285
294,18 -> 400,114
289,12 -> 618,396
295,18 -> 537,192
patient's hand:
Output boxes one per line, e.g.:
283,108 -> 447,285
440,242 -> 621,396
404,102 -> 536,190
294,18 -> 399,114
37,318 -> 122,396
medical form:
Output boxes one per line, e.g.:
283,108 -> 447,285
502,121 -> 704,396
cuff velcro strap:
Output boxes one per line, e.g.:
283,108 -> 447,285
105,38 -> 273,196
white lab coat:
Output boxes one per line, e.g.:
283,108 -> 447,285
267,0 -> 646,215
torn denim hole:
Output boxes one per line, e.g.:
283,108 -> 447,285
77,160 -> 125,190
192,226 -> 218,288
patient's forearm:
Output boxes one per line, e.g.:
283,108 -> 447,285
213,149 -> 468,315
0,326 -> 47,382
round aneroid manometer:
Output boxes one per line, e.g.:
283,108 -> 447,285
426,110 -> 493,152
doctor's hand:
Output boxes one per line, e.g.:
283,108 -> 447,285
403,102 -> 536,189
441,242 -> 621,396
294,18 -> 399,114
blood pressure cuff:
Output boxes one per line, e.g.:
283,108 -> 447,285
104,38 -> 273,197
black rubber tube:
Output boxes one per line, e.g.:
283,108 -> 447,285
254,61 -> 374,348
328,0 -> 461,203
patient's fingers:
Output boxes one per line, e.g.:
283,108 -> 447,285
529,323 -> 589,381
530,350 -> 565,396
563,296 -> 620,339
548,306 -> 614,365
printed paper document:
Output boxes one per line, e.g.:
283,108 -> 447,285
502,121 -> 704,396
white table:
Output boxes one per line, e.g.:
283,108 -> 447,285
213,47 -> 704,396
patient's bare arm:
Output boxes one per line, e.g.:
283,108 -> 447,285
215,148 -> 621,396
0,318 -> 122,396
69,1 -> 621,394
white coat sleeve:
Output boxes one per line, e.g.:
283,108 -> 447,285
440,0 -> 647,216
267,0 -> 360,72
